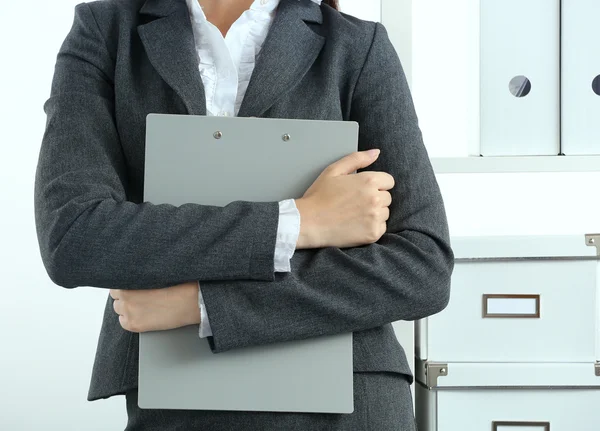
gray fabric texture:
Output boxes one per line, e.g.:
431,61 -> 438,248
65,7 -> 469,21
34,0 -> 454,403
124,372 -> 417,431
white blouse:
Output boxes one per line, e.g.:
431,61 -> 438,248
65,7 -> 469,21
185,0 -> 322,337
186,0 -> 322,116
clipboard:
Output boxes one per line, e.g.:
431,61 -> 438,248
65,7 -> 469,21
139,114 -> 358,413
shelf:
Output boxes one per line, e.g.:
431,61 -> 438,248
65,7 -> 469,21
431,156 -> 600,174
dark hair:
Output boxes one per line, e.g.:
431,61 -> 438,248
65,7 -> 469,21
321,0 -> 339,10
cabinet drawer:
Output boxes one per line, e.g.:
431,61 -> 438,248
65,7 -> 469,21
417,236 -> 599,363
416,385 -> 600,431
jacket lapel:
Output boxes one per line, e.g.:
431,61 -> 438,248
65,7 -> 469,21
137,0 -> 325,118
237,0 -> 325,118
138,0 -> 207,115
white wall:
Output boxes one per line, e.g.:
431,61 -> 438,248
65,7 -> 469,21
339,0 -> 381,21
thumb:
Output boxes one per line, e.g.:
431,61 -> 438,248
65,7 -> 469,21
325,149 -> 381,176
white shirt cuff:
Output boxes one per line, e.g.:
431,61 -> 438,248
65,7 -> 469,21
198,282 -> 213,338
274,199 -> 300,272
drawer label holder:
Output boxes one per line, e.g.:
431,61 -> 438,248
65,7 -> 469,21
492,421 -> 550,431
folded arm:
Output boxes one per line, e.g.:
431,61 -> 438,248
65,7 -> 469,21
200,22 -> 454,353
34,4 -> 281,290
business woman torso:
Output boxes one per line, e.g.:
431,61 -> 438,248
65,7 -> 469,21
34,0 -> 453,429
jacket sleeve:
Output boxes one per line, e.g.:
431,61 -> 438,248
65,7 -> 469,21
34,4 -> 280,290
200,22 -> 454,353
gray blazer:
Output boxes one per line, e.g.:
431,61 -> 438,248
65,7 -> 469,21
34,0 -> 453,402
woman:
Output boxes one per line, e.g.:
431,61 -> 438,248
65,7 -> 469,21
34,0 -> 453,429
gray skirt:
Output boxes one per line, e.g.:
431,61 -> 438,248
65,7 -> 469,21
125,372 -> 416,431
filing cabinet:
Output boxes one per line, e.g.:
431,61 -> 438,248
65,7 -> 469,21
415,235 -> 600,430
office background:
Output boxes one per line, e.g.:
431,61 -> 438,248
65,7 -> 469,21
1,0 -> 599,429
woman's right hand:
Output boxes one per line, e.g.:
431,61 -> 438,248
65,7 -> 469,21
295,149 -> 395,249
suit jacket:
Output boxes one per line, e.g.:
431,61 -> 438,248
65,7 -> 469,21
34,0 -> 454,402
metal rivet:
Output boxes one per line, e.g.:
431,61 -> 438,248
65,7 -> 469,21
440,368 -> 447,375
282,134 -> 291,142
213,131 -> 222,139
590,238 -> 596,245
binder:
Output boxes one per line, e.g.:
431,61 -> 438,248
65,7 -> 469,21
139,114 -> 357,413
561,0 -> 600,155
480,0 -> 560,156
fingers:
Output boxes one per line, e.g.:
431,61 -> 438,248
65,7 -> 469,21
380,206 -> 390,222
360,172 -> 395,191
325,150 -> 381,176
379,191 -> 392,208
119,315 -> 138,333
112,291 -> 135,332
113,297 -> 123,315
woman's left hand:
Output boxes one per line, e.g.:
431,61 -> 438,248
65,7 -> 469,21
110,282 -> 201,333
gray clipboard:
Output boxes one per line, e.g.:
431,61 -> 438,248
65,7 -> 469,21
140,114 -> 358,413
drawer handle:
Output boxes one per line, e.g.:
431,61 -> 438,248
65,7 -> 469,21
493,421 -> 550,431
483,294 -> 540,318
